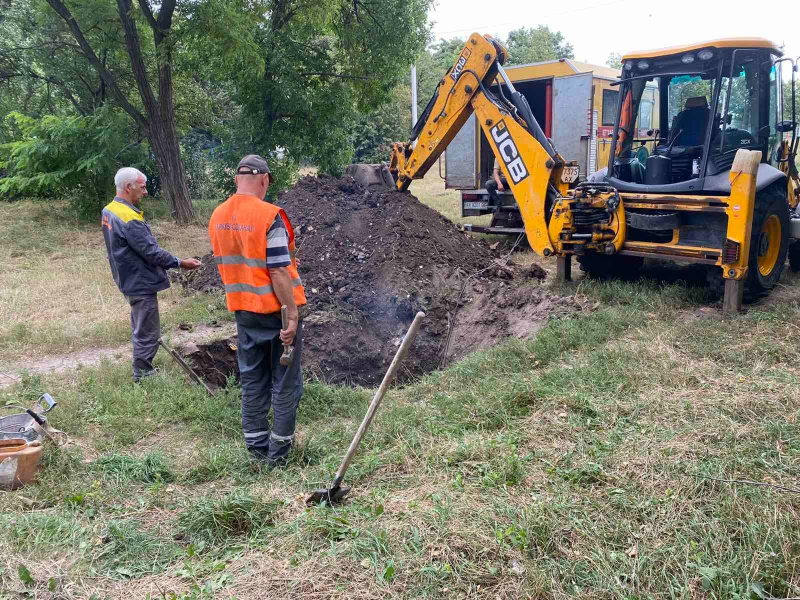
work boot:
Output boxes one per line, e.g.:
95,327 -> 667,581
248,447 -> 289,470
133,368 -> 161,384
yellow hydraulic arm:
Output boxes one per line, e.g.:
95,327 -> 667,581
388,33 -> 571,255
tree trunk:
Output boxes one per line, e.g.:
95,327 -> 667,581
46,0 -> 194,223
117,0 -> 193,223
148,120 -> 193,222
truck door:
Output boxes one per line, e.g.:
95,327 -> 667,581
445,113 -> 479,189
552,73 -> 593,178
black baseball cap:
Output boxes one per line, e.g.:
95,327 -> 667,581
237,154 -> 274,183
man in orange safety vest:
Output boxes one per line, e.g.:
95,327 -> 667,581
208,155 -> 307,466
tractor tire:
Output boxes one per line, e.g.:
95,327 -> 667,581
577,253 -> 644,279
744,182 -> 790,297
788,241 -> 800,272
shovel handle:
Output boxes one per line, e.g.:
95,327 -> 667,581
159,339 -> 215,396
331,311 -> 425,487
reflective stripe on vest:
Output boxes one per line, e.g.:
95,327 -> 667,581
208,194 -> 307,314
224,278 -> 303,295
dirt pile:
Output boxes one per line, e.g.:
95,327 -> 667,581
175,175 -> 583,385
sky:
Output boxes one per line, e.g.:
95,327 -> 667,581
428,0 -> 800,79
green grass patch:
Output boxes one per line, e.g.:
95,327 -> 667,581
92,452 -> 176,484
3,513 -> 89,553
93,520 -> 183,579
177,492 -> 284,545
3,256 -> 799,598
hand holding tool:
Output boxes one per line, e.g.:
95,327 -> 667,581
280,305 -> 295,367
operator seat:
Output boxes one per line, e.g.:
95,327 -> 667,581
669,96 -> 710,147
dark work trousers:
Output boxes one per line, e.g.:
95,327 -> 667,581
235,310 -> 303,462
485,175 -> 508,212
127,294 -> 161,382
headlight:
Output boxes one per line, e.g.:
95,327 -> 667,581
624,61 -> 633,71
637,60 -> 650,70
681,53 -> 695,64
698,49 -> 714,61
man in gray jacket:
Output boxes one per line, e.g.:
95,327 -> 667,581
102,167 -> 201,382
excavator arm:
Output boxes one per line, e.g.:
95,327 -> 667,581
388,33 -> 576,254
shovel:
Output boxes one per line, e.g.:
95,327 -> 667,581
306,311 -> 425,506
159,338 -> 215,396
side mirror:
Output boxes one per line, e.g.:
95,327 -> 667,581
777,120 -> 797,133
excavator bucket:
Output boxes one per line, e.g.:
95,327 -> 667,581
345,163 -> 396,191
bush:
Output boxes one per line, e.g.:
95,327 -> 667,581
206,145 -> 298,201
0,108 -> 150,219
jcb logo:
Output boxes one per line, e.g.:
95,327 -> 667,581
450,49 -> 471,82
490,120 -> 529,184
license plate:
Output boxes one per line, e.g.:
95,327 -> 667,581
464,201 -> 488,210
561,166 -> 579,183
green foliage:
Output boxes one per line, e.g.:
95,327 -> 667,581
1,0 -> 433,198
606,52 -> 623,69
92,452 -> 176,484
0,108 -> 149,218
352,85 -> 412,163
783,80 -> 799,122
184,0 -> 431,175
416,37 -> 466,114
504,26 -> 574,65
177,492 -> 283,545
205,143 -> 298,200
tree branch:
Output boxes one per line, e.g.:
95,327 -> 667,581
137,0 -> 158,32
296,71 -> 375,81
156,0 -> 176,31
0,69 -> 88,115
116,0 -> 159,120
45,0 -> 146,126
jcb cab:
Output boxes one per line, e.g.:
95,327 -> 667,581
586,39 -> 799,306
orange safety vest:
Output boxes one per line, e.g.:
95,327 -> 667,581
208,193 -> 307,314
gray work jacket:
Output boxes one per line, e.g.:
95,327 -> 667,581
101,198 -> 180,296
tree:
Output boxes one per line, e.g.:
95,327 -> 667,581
352,85 -> 412,162
43,0 -> 194,222
0,107 -> 150,217
504,26 -> 573,66
1,0 -> 431,204
784,80 -> 799,122
416,37 -> 464,116
606,53 -> 623,69
189,0 -> 430,176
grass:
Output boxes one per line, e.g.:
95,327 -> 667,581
92,452 -> 176,484
1,173 -> 799,598
0,197 -> 217,365
178,492 -> 284,546
2,276 -> 798,597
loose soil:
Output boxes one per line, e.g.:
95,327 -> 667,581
174,175 -> 584,386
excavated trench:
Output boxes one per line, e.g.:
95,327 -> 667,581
173,175 -> 584,387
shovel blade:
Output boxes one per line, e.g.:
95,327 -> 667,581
305,485 -> 352,506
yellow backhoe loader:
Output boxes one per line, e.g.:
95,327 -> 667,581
352,35 -> 799,313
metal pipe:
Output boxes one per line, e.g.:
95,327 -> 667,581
720,49 -> 742,154
411,64 -> 418,126
497,63 -> 517,92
